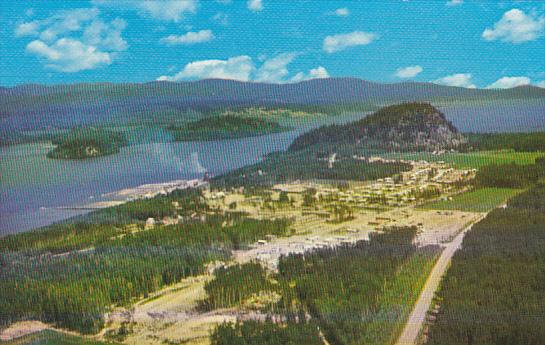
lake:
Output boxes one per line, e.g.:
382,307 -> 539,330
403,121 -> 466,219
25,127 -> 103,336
1,101 -> 543,235
0,131 -> 303,235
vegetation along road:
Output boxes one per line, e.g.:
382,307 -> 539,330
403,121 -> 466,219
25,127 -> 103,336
394,214 -> 485,345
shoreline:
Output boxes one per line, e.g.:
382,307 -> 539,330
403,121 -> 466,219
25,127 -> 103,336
57,179 -> 208,210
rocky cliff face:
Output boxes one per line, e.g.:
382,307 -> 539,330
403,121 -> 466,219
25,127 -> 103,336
289,103 -> 467,151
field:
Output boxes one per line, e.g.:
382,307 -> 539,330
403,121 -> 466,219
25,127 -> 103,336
380,150 -> 542,169
420,187 -> 523,212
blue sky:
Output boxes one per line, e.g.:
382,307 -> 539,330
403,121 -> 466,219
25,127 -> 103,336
1,0 -> 544,88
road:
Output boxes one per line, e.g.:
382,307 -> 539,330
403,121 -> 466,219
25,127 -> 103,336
394,216 -> 484,345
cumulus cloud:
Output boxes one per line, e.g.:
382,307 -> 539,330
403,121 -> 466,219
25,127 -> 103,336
486,76 -> 530,89
160,30 -> 214,45
434,73 -> 476,88
291,66 -> 330,83
536,80 -> 545,88
247,0 -> 263,12
16,8 -> 126,72
482,9 -> 545,43
137,0 -> 197,22
323,31 -> 377,53
395,65 -> 423,78
93,0 -> 197,22
255,53 -> 297,83
158,56 -> 255,81
15,21 -> 40,37
446,0 -> 463,6
26,38 -> 112,72
334,8 -> 350,17
158,54 -> 329,83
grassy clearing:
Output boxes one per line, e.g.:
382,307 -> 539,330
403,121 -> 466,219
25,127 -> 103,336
420,188 -> 524,212
2,330 -> 116,345
380,150 -> 542,169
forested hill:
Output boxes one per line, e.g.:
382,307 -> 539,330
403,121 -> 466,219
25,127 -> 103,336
1,79 -> 543,132
289,103 -> 467,151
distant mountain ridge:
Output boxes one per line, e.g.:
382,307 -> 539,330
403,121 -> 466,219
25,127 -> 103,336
289,103 -> 467,152
2,78 -> 543,102
0,78 -> 543,131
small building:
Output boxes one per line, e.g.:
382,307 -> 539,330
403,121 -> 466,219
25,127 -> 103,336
145,217 -> 156,229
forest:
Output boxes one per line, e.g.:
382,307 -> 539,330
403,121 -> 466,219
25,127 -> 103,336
212,148 -> 411,188
47,127 -> 127,159
473,159 -> 545,188
465,131 -> 545,152
211,321 -> 323,345
426,185 -> 545,345
167,115 -> 287,141
208,227 -> 440,345
0,189 -> 291,334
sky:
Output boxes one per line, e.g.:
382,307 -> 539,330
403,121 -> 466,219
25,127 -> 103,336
1,0 -> 544,88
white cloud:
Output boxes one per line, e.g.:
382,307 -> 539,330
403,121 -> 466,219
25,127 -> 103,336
15,21 -> 40,37
291,66 -> 330,83
247,0 -> 263,12
158,56 -> 255,81
486,76 -> 530,89
446,0 -> 463,7
536,80 -> 545,88
83,18 -> 128,51
212,12 -> 229,25
334,8 -> 350,17
26,38 -> 112,72
255,53 -> 297,83
395,65 -> 423,78
160,30 -> 214,45
434,73 -> 476,88
16,8 -> 127,72
323,31 -> 377,53
482,9 -> 545,43
158,54 -> 329,83
137,0 -> 197,22
16,8 -> 100,41
93,0 -> 197,22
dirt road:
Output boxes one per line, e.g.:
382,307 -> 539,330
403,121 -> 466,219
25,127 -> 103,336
394,215 -> 484,345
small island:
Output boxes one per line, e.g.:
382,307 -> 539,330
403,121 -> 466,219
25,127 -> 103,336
167,115 -> 289,141
47,128 -> 127,160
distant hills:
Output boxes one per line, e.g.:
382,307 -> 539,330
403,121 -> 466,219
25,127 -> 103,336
289,103 -> 467,152
1,78 -> 543,132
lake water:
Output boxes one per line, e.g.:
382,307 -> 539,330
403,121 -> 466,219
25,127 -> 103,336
1,101 -> 543,235
0,131 -> 302,235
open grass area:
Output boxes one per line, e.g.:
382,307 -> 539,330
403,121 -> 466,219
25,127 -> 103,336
380,150 -> 543,169
2,330 -> 116,345
420,188 -> 524,212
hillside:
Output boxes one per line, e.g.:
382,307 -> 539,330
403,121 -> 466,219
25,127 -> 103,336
1,79 -> 543,132
289,103 -> 467,151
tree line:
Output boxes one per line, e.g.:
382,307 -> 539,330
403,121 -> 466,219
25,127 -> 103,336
208,227 -> 440,345
426,185 -> 545,345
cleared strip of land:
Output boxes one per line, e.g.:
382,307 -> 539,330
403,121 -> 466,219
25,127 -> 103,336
394,214 -> 484,345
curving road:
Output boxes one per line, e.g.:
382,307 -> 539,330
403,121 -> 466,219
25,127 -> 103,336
395,216 -> 484,345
